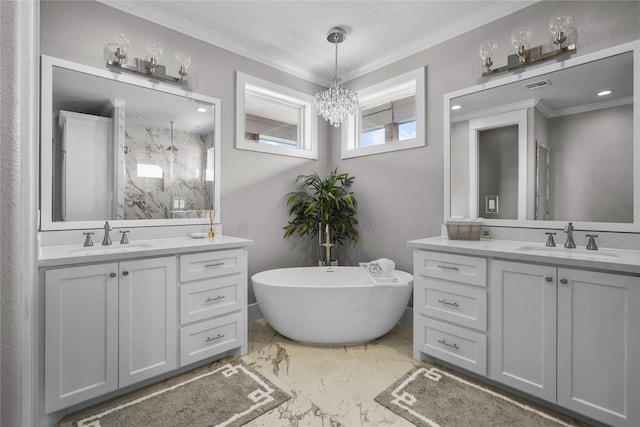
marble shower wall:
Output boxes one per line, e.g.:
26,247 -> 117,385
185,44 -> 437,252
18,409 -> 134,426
123,123 -> 214,219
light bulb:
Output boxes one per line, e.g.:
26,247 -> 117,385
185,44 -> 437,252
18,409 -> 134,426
479,40 -> 497,69
511,29 -> 532,50
549,16 -> 573,45
175,51 -> 191,79
112,32 -> 130,64
146,42 -> 163,61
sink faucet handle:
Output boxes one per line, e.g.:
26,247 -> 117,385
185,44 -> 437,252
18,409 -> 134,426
545,232 -> 556,247
82,232 -> 94,247
119,230 -> 130,244
586,234 -> 599,251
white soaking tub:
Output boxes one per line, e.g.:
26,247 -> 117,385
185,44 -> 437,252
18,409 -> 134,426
252,266 -> 413,346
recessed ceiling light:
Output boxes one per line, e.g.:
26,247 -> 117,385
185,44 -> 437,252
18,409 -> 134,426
196,107 -> 207,112
597,89 -> 614,96
451,105 -> 462,110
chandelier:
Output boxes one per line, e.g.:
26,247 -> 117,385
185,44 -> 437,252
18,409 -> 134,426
314,27 -> 359,127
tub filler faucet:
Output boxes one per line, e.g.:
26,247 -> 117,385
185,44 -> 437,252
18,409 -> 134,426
564,222 -> 576,249
102,221 -> 112,246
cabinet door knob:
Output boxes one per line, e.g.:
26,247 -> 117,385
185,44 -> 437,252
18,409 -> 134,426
109,272 -> 117,278
545,276 -> 553,283
122,271 -> 129,276
560,278 -> 568,285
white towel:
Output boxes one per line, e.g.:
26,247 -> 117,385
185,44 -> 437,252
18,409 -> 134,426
365,258 -> 395,277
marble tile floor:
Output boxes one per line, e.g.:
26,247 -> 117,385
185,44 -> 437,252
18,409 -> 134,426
242,319 -> 420,426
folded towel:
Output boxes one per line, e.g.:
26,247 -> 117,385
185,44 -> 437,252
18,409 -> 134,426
365,258 -> 395,276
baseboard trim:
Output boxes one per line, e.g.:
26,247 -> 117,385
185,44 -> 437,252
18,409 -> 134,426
248,303 -> 413,327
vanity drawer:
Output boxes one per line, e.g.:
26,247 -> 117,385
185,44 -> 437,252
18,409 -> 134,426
180,275 -> 244,324
179,312 -> 245,366
415,317 -> 486,375
415,278 -> 487,331
414,250 -> 486,287
180,249 -> 244,282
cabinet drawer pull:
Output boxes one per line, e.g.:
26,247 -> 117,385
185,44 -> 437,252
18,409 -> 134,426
437,339 -> 459,350
122,271 -> 129,276
205,295 -> 225,303
545,276 -> 553,283
205,334 -> 225,343
560,278 -> 568,285
437,299 -> 459,307
109,272 -> 117,278
437,264 -> 460,271
204,261 -> 225,268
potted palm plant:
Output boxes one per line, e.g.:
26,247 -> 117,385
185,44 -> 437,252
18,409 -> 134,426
283,168 -> 358,265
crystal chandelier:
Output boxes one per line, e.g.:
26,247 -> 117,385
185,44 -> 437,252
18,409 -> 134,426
314,27 -> 358,127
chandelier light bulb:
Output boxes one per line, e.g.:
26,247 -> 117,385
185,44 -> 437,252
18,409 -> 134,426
145,42 -> 163,74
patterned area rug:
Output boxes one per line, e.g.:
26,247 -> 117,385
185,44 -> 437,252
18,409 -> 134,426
60,359 -> 289,427
375,365 -> 587,427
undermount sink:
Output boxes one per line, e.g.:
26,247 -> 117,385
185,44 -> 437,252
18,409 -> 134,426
66,241 -> 155,255
516,245 -> 619,259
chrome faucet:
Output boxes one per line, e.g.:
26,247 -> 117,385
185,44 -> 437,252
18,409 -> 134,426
545,232 -> 556,247
563,222 -> 576,248
102,221 -> 112,246
83,232 -> 94,247
586,234 -> 598,251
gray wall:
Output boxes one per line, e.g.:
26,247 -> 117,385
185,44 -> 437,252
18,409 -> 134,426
40,1 -> 640,300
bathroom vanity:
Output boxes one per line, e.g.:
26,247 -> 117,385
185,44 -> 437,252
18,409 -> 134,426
39,235 -> 252,414
408,236 -> 640,427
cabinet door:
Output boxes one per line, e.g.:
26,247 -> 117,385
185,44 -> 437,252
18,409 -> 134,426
557,268 -> 640,427
119,257 -> 177,388
45,264 -> 118,413
489,260 -> 557,402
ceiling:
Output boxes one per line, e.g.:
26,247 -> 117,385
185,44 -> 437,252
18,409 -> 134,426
100,0 -> 537,85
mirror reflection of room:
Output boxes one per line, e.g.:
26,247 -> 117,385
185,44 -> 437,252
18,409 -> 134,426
50,64 -> 215,222
450,50 -> 633,224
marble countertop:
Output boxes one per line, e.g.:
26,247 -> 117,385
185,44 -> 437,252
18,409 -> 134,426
407,236 -> 640,275
39,234 -> 254,268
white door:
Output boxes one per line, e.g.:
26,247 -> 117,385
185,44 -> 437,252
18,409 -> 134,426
557,268 -> 640,427
45,264 -> 119,412
119,257 -> 177,387
489,260 -> 557,402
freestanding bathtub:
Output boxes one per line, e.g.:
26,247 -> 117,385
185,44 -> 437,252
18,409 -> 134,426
252,266 -> 413,346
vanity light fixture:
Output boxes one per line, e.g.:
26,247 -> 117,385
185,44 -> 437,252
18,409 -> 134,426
480,16 -> 577,77
106,34 -> 191,84
451,105 -> 462,110
196,107 -> 208,112
597,89 -> 614,96
314,27 -> 359,127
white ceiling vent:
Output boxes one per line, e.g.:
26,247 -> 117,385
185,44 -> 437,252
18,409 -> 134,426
524,79 -> 551,90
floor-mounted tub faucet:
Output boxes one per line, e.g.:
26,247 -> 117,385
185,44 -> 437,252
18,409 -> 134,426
564,222 -> 576,248
102,221 -> 112,246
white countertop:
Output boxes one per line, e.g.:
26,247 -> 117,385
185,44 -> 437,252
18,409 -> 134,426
407,236 -> 640,275
39,235 -> 254,268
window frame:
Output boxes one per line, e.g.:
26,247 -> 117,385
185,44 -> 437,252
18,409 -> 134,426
341,67 -> 425,159
236,71 -> 318,159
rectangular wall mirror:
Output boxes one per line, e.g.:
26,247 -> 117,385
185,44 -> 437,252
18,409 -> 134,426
444,40 -> 639,232
40,55 -> 221,231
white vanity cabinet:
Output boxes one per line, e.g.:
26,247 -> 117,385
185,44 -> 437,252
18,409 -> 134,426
490,260 -> 640,426
413,250 -> 488,375
44,256 -> 176,412
178,249 -> 247,366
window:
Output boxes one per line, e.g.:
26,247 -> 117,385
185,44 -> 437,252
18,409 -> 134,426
236,72 -> 318,159
342,67 -> 425,158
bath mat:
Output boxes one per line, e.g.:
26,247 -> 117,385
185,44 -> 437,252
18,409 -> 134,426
375,365 -> 585,427
63,359 -> 290,427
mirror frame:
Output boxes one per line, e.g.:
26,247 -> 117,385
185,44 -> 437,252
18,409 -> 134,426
444,40 -> 640,232
40,55 -> 222,231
